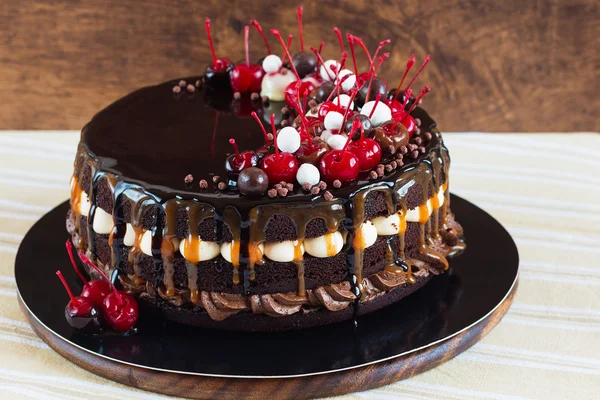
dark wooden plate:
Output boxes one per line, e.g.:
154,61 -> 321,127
16,194 -> 518,399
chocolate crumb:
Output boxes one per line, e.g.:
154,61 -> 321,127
195,80 -> 201,87
400,145 -> 408,154
385,164 -> 393,172
279,181 -> 287,186
333,179 -> 342,188
233,92 -> 241,100
415,128 -> 421,136
268,189 -> 277,198
302,182 -> 312,191
218,182 -> 227,190
250,92 -> 260,101
424,132 -> 432,140
377,164 -> 385,170
377,169 -> 385,177
277,187 -> 289,197
387,145 -> 396,154
397,160 -> 404,167
419,146 -> 426,154
408,144 -> 418,151
414,137 -> 422,145
178,80 -> 187,87
186,84 -> 195,93
212,175 -> 221,183
274,183 -> 282,190
286,183 -> 294,191
369,171 -> 378,179
184,174 -> 194,184
311,187 -> 320,195
410,150 -> 419,159
415,118 -> 422,127
319,181 -> 327,190
323,191 -> 334,201
172,86 -> 181,94
199,179 -> 208,189
396,153 -> 404,160
390,161 -> 397,169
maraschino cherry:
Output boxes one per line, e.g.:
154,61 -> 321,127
65,239 -> 110,306
260,114 -> 299,183
56,270 -> 103,333
225,138 -> 258,176
400,86 -> 431,135
319,135 -> 360,183
77,250 -> 139,332
347,119 -> 382,171
204,18 -> 234,86
230,26 -> 265,93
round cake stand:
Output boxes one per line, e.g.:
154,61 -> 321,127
16,195 -> 519,399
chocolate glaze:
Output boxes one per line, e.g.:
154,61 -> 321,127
69,76 -> 465,326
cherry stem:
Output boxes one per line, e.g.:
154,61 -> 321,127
318,41 -> 324,54
281,34 -> 293,63
205,18 -> 217,67
56,270 -> 77,303
250,20 -> 271,54
390,88 -> 413,132
404,55 -> 430,92
353,36 -> 372,65
375,52 -> 390,73
368,92 -> 382,119
371,40 -> 391,68
251,111 -> 270,146
65,239 -> 86,283
406,86 -> 431,116
229,138 -> 241,161
244,26 -> 250,66
309,46 -> 334,81
333,27 -> 344,53
77,249 -> 123,306
271,29 -> 300,80
352,118 -> 365,140
270,114 -> 279,156
394,54 -> 416,101
341,134 -> 354,152
347,34 -> 358,75
297,6 -> 304,51
340,88 -> 359,128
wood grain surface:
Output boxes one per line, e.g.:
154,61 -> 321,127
18,281 -> 518,400
1,0 -> 598,132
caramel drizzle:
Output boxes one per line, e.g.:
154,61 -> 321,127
223,207 -> 242,285
248,202 -> 345,296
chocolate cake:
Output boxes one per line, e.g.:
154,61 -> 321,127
66,10 -> 465,331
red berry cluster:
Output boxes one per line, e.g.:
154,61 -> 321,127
56,240 -> 139,334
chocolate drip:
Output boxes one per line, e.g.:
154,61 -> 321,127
222,207 -> 242,285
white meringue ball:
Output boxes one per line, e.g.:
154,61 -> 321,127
296,163 -> 320,186
319,59 -> 341,81
277,126 -> 301,153
304,231 -> 344,258
333,94 -> 355,111
327,134 -> 348,150
260,69 -> 296,101
360,101 -> 392,127
264,240 -> 304,262
319,129 -> 334,142
359,221 -> 378,249
262,54 -> 283,74
337,69 -> 356,92
323,111 -> 344,131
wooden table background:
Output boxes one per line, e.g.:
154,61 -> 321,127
1,0 -> 598,132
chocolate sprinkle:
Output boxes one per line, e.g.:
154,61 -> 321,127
323,191 -> 334,201
424,132 -> 432,140
267,189 -> 277,198
411,150 -> 420,158
319,181 -> 327,190
199,179 -> 208,189
172,86 -> 181,94
178,80 -> 187,87
184,174 -> 193,184
277,187 -> 289,197
233,92 -> 241,100
333,179 -> 342,188
218,182 -> 227,190
311,187 -> 320,195
369,171 -> 378,179
212,175 -> 221,183
186,84 -> 195,93
286,183 -> 294,191
302,182 -> 311,191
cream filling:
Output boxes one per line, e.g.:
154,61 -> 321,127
304,231 -> 344,258
178,237 -> 221,262
405,186 -> 445,223
264,240 -> 304,262
92,207 -> 113,234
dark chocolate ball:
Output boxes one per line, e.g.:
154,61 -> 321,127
344,114 -> 373,140
292,51 -> 318,78
356,76 -> 387,106
237,167 -> 269,196
310,81 -> 336,103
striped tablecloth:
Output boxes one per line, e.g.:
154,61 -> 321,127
1,131 -> 598,400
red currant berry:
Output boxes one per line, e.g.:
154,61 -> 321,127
347,138 -> 382,171
319,150 -> 359,183
261,152 -> 299,183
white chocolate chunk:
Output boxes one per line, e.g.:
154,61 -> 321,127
264,240 -> 304,262
178,237 -> 221,262
92,207 -> 113,234
372,213 -> 402,235
77,190 -> 91,217
260,69 -> 296,101
360,101 -> 392,127
221,242 -> 263,263
304,231 -> 344,258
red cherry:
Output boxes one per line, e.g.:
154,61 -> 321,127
402,115 -> 416,135
319,150 -> 359,182
77,249 -> 139,332
65,239 -> 111,306
56,270 -> 103,333
385,98 -> 404,120
102,291 -> 139,332
317,101 -> 341,121
348,139 -> 382,171
230,64 -> 254,93
356,72 -> 371,88
226,138 -> 258,174
285,80 -> 316,108
248,64 -> 265,93
260,114 -> 299,183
